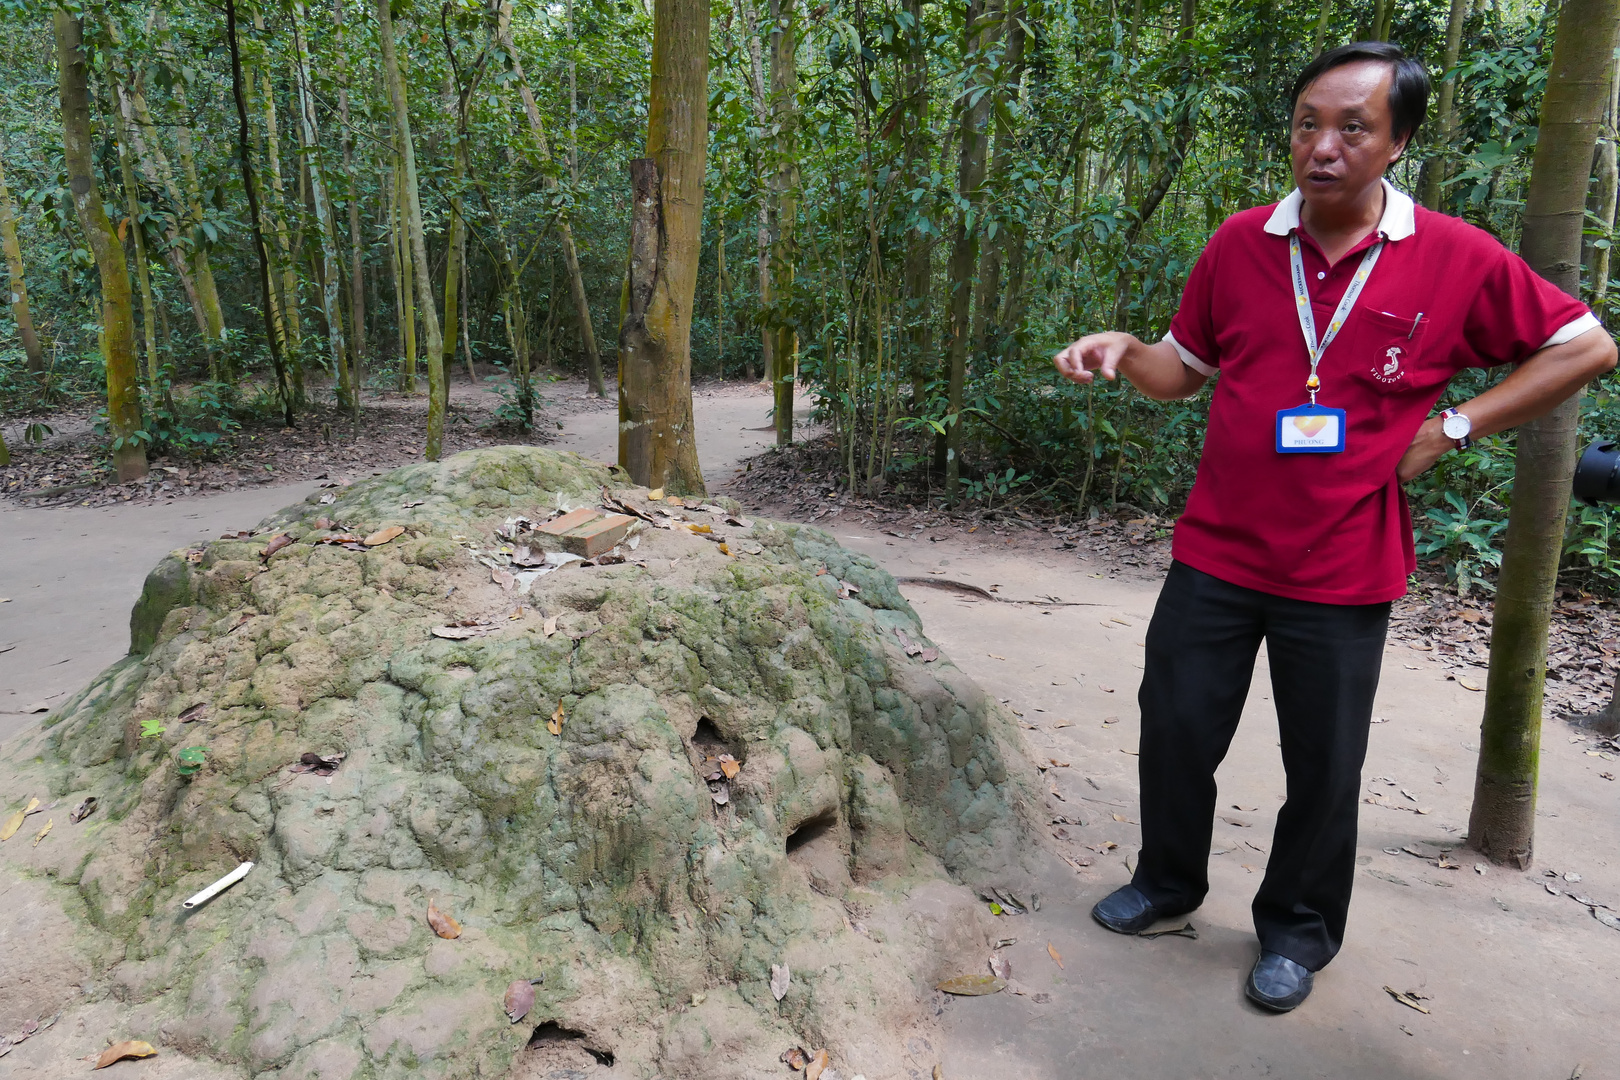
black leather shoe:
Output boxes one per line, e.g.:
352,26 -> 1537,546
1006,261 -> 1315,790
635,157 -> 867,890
1245,950 -> 1315,1012
1090,884 -> 1162,934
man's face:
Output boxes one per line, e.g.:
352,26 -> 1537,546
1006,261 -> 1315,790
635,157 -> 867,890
1290,60 -> 1409,214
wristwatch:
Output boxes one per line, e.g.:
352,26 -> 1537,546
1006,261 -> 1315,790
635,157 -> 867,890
1440,408 -> 1473,450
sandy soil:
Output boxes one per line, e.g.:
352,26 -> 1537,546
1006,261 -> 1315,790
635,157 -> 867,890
3,378 -> 1618,1079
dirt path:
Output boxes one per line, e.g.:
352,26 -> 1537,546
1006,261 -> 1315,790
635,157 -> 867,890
3,379 -> 1619,1078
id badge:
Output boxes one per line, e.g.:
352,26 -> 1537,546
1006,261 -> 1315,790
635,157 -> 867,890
1276,404 -> 1346,454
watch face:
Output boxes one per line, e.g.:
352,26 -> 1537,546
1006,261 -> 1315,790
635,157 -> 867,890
1443,413 -> 1471,439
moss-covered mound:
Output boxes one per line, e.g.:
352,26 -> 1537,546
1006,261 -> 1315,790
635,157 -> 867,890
0,446 -> 1042,1080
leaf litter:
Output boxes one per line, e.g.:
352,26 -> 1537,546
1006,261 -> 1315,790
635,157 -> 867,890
94,1040 -> 158,1069
426,899 -> 462,939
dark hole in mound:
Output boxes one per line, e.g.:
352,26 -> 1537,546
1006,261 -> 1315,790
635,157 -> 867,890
786,810 -> 838,856
692,716 -> 727,754
526,1021 -> 616,1066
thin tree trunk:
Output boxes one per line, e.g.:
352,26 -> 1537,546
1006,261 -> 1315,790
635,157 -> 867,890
496,1 -> 605,396
1586,21 -> 1620,322
226,0 -> 293,426
56,10 -> 146,482
942,0 -> 998,502
1113,0 -> 1199,330
1420,0 -> 1471,210
734,0 -> 773,385
460,229 -> 476,384
617,0 -> 709,495
293,0 -> 353,413
114,81 -> 215,366
376,0 -> 447,457
258,14 -> 303,353
0,143 -> 45,373
336,0 -> 368,389
111,109 -> 161,390
769,0 -> 799,445
1313,0 -> 1332,54
902,0 -> 932,411
171,81 -> 226,369
972,1 -> 1027,361
395,160 -> 418,392
1469,0 -> 1620,869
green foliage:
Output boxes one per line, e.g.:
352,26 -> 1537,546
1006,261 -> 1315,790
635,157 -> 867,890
139,718 -> 166,739
175,746 -> 207,777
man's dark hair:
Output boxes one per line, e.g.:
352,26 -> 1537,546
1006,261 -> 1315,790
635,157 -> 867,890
1290,41 -> 1431,145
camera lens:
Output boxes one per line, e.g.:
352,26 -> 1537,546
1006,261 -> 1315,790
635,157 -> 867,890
1573,438 -> 1620,505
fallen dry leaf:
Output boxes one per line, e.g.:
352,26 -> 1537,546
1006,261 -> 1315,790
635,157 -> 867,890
543,615 -> 559,638
1383,986 -> 1431,1014
503,979 -> 537,1023
1457,677 -> 1483,692
805,1048 -> 829,1080
933,1067 -> 944,1080
548,704 -> 565,737
1111,812 -> 1135,824
718,754 -> 741,780
261,533 -> 294,558
364,525 -> 406,546
989,953 -> 1012,980
1098,684 -> 1116,693
0,810 -> 24,842
1138,921 -> 1198,940
95,1040 -> 158,1069
69,796 -> 98,823
770,962 -> 791,1001
647,487 -> 665,500
781,1047 -> 809,1070
1047,943 -> 1064,969
31,818 -> 51,846
935,973 -> 1005,996
178,703 -> 208,723
427,899 -> 462,939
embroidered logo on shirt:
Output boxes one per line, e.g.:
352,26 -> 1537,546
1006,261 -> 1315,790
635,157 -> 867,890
1372,345 -> 1405,384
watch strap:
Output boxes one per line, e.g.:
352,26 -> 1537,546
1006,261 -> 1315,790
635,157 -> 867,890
1441,408 -> 1473,450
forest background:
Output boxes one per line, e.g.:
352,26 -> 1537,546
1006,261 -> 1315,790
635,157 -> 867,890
1,0 -> 1617,598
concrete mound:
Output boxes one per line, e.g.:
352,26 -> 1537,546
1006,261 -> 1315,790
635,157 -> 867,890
0,447 -> 1043,1079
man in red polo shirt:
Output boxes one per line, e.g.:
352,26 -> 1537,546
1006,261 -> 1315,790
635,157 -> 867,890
1054,41 -> 1616,1012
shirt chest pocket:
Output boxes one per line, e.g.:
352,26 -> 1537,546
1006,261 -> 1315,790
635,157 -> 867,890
1343,308 -> 1434,395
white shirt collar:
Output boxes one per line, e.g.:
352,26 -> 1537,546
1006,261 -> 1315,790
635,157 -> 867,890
1262,177 -> 1416,241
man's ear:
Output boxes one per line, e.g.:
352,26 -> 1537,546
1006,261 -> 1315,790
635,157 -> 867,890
1388,134 -> 1411,165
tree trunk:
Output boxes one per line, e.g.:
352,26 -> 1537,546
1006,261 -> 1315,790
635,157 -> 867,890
257,13 -> 303,354
55,10 -> 146,482
1313,0 -> 1332,54
942,0 -> 998,502
226,0 -> 294,426
460,230 -> 477,384
901,0 -> 932,411
734,0 -> 773,385
336,0 -> 368,389
110,109 -> 161,390
293,0 -> 353,413
1468,0 -> 1620,869
972,1 -> 1027,362
617,0 -> 709,495
0,143 -> 45,373
1420,0 -> 1471,210
394,160 -> 418,392
171,80 -> 227,368
1112,0 -> 1199,331
376,0 -> 447,457
496,2 -> 606,396
115,81 -> 216,366
1585,21 -> 1620,322
769,0 -> 799,446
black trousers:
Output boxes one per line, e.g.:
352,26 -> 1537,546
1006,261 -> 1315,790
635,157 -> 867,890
1130,561 -> 1390,971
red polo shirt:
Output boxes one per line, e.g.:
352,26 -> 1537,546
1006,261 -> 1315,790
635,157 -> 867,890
1164,180 -> 1599,605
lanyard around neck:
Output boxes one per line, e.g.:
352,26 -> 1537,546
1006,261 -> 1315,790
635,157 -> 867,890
1289,232 -> 1384,404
